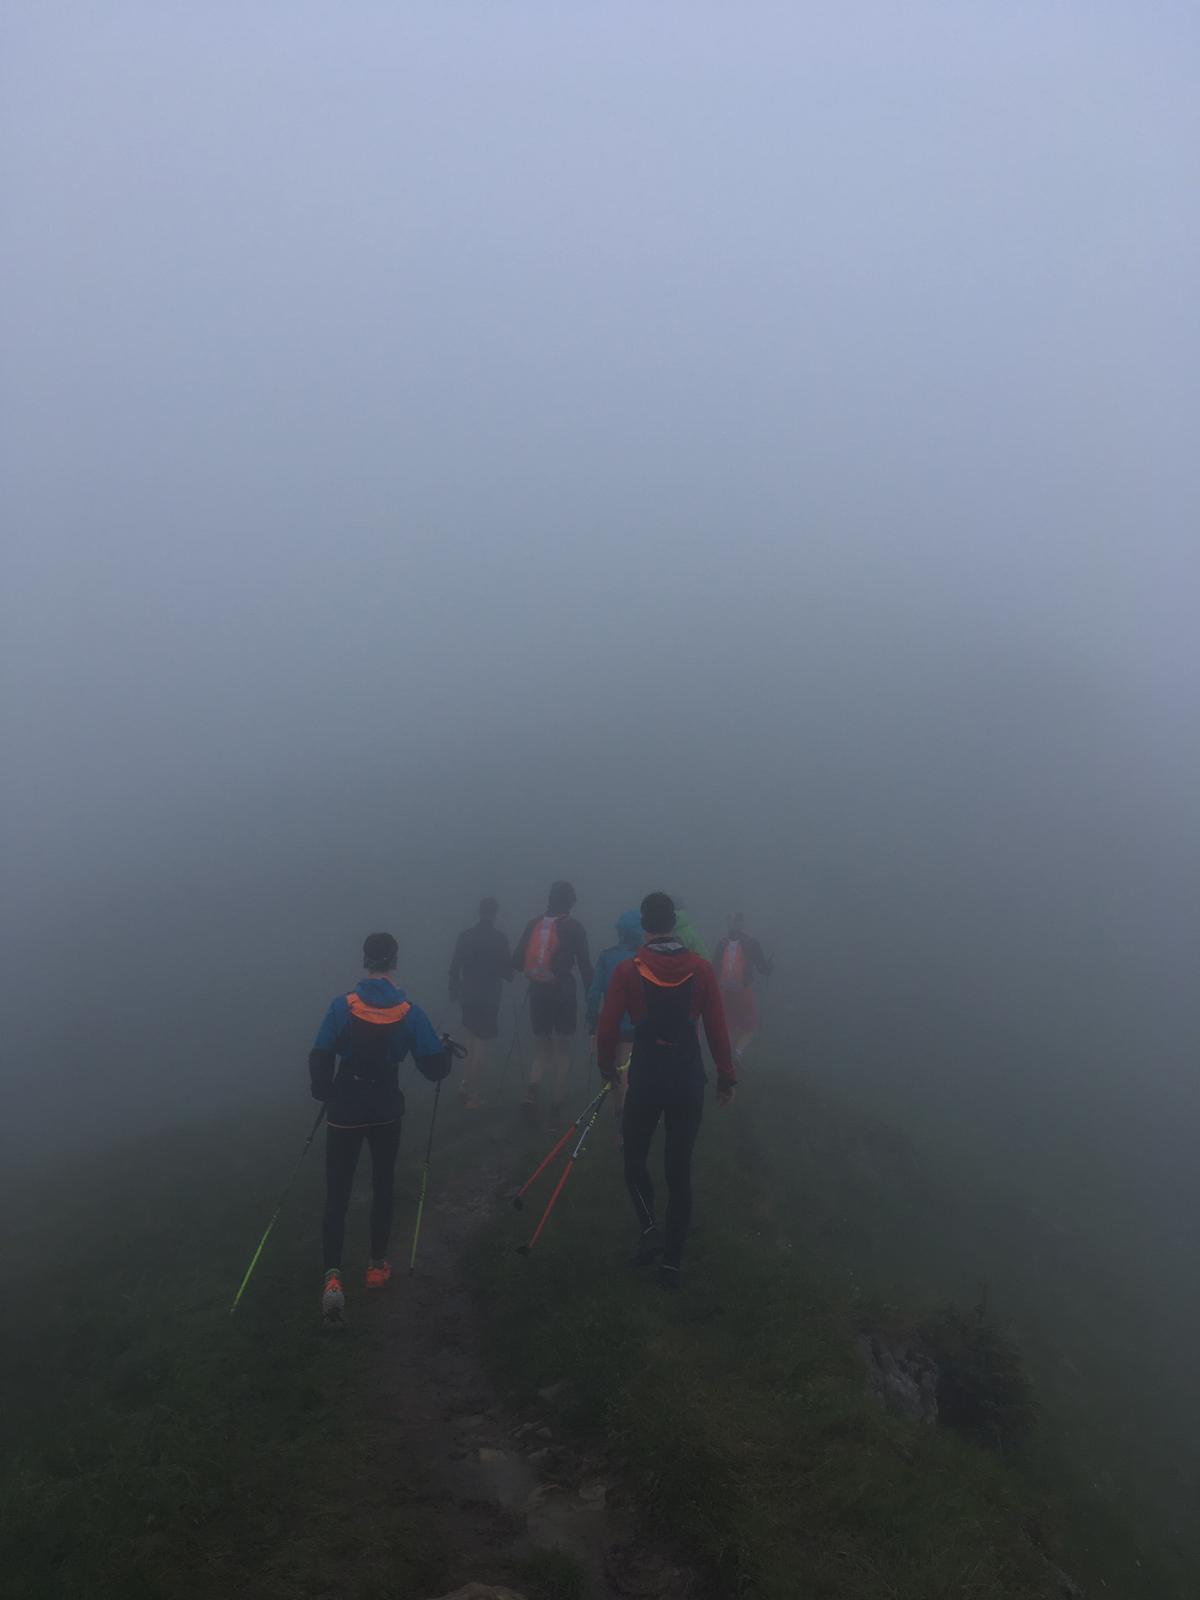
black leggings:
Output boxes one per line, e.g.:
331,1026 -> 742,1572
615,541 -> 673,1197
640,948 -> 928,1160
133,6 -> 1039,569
621,1098 -> 703,1269
323,1122 -> 401,1270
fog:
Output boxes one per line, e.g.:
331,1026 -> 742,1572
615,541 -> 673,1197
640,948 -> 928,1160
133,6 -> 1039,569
2,0 -> 1197,1309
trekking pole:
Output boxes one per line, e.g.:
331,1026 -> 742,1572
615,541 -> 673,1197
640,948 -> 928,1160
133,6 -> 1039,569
409,1034 -> 467,1274
516,1081 -> 611,1256
230,1104 -> 327,1316
511,1080 -> 611,1211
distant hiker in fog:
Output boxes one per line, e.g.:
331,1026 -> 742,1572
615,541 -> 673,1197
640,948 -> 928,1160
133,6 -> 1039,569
448,897 -> 512,1110
586,909 -> 643,1142
597,891 -> 736,1291
512,880 -> 593,1130
712,913 -> 773,1066
309,933 -> 451,1325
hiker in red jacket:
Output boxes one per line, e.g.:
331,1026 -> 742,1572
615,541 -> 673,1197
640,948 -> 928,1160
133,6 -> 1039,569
512,880 -> 593,1129
712,913 -> 773,1067
596,891 -> 735,1291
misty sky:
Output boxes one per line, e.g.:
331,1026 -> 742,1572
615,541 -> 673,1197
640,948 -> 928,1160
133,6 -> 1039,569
2,2 -> 1198,1164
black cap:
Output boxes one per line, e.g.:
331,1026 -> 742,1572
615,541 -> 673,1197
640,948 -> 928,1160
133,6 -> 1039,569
640,891 -> 676,935
363,932 -> 399,971
548,880 -> 576,914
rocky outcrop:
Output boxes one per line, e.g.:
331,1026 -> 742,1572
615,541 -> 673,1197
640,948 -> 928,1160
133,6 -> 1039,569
858,1331 -> 939,1423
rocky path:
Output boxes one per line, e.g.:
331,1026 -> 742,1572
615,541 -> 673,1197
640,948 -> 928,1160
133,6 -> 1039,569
345,1108 -> 694,1600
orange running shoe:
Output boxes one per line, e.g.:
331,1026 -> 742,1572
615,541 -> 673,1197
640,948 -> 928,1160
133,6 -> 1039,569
322,1270 -> 345,1325
365,1260 -> 392,1290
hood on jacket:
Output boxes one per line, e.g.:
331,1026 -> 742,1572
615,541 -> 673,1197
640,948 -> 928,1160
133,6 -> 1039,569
634,940 -> 693,983
616,909 -> 642,950
355,977 -> 409,1005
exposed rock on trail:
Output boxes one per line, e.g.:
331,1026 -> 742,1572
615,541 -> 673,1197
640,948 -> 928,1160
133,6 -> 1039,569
349,1112 -> 691,1600
426,1587 -> 529,1600
857,1329 -> 940,1423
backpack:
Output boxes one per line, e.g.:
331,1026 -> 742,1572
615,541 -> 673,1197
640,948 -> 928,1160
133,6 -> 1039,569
632,957 -> 699,1076
344,990 -> 411,1082
719,940 -> 746,991
524,915 -> 563,983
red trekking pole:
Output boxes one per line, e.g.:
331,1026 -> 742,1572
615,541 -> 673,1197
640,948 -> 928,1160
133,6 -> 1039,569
514,1081 -> 611,1256
511,1081 -> 610,1212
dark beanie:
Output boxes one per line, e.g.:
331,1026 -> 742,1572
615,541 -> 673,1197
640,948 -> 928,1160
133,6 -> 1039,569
548,880 -> 576,914
363,932 -> 399,970
640,891 -> 676,935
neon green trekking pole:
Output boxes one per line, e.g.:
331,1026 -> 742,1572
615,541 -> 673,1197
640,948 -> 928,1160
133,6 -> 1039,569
409,1034 -> 466,1274
230,1104 -> 326,1315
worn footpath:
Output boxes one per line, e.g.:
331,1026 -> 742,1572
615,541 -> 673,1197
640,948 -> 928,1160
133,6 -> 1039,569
335,1102 -> 694,1600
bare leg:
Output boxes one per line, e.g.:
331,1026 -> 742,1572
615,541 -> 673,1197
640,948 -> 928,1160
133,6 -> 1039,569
468,1036 -> 490,1102
462,1032 -> 488,1102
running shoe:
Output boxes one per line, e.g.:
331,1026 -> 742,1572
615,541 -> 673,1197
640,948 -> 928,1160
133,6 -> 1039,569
658,1264 -> 681,1292
321,1270 -> 345,1324
633,1227 -> 663,1267
365,1260 -> 392,1290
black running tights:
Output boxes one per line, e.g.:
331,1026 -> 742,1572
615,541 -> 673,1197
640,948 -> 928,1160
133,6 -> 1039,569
323,1122 -> 401,1269
621,1098 -> 703,1268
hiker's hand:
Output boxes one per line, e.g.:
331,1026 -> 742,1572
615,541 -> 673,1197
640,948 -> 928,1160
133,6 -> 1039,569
717,1084 -> 736,1109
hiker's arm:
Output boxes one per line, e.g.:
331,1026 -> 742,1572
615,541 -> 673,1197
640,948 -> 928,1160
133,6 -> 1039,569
596,963 -> 631,1078
406,1004 -> 452,1082
511,921 -> 530,975
751,938 -> 773,977
309,1048 -> 335,1100
448,933 -> 464,1002
698,965 -> 737,1089
575,924 -> 594,990
585,956 -> 605,1033
308,1000 -> 342,1100
498,933 -> 513,984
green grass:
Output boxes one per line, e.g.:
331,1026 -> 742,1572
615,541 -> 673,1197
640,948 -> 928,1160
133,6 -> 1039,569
3,1066 -> 1194,1599
0,1116 -> 454,1600
465,1068 -> 1191,1599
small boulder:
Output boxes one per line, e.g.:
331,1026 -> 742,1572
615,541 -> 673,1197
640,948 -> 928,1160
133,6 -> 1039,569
536,1379 -> 573,1405
425,1588 -> 529,1600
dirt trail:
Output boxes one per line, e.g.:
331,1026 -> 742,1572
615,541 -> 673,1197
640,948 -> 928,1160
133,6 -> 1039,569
344,1105 -> 693,1600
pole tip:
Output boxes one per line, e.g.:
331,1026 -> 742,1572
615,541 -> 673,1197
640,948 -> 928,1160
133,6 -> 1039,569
511,1195 -> 524,1212
515,1244 -> 531,1257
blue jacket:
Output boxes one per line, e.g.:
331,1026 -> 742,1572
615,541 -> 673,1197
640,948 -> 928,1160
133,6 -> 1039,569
586,911 -> 642,1037
309,977 -> 446,1127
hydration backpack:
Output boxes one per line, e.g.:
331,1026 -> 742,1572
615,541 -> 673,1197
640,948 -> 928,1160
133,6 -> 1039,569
632,956 -> 699,1074
719,940 -> 746,990
524,915 -> 563,983
344,990 -> 411,1082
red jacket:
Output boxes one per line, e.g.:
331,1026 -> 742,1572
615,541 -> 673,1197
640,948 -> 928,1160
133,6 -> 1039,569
596,939 -> 736,1089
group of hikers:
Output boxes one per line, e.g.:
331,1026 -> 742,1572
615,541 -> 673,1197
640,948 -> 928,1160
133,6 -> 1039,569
309,883 -> 772,1323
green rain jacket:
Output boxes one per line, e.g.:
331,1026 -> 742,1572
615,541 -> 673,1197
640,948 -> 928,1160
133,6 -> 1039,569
674,907 -> 710,961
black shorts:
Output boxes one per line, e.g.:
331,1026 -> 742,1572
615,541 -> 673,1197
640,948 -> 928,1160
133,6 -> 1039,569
528,979 -> 577,1038
461,997 -> 500,1040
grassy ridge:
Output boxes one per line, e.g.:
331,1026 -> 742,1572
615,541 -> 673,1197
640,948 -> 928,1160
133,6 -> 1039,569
0,1115 -> 454,1600
466,1067 -> 1189,1599
3,1068 -> 1191,1598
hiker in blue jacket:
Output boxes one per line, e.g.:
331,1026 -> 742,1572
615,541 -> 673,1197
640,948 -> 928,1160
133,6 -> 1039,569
308,932 -> 451,1324
586,909 -> 642,1138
